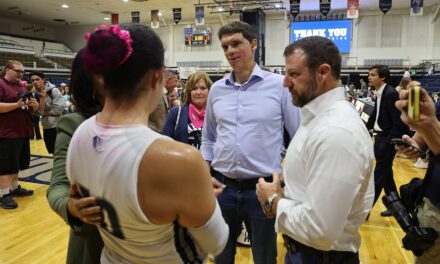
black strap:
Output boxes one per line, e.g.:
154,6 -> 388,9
415,157 -> 435,207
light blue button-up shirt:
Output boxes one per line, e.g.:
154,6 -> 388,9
201,64 -> 301,179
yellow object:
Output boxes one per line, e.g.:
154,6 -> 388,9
408,85 -> 420,121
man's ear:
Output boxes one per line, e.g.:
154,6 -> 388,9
317,64 -> 331,82
151,68 -> 164,89
251,38 -> 258,51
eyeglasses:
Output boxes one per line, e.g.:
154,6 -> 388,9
9,68 -> 25,75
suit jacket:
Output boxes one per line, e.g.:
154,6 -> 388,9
148,92 -> 169,133
367,84 -> 410,140
47,112 -> 103,264
163,104 -> 190,144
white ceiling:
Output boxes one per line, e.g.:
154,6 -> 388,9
0,0 -> 438,27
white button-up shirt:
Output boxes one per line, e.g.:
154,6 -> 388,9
373,83 -> 386,131
276,87 -> 374,252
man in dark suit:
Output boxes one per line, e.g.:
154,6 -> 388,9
367,65 -> 410,217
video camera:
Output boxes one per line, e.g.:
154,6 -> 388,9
382,192 -> 438,256
18,91 -> 36,101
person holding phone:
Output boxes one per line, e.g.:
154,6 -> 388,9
395,83 -> 440,263
366,65 -> 411,217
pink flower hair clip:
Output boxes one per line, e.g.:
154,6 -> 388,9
84,24 -> 133,65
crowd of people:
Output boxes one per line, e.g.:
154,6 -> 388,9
0,20 -> 438,263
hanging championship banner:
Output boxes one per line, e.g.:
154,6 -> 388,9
289,0 -> 300,18
379,0 -> 392,14
320,0 -> 331,16
410,0 -> 423,16
111,13 -> 119,25
151,10 -> 159,29
347,0 -> 359,19
131,11 -> 140,23
195,5 -> 205,26
173,8 -> 182,24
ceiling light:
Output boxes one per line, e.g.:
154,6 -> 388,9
158,11 -> 163,16
61,4 -> 69,8
122,0 -> 129,2
218,6 -> 225,12
104,17 -> 110,20
275,3 -> 281,8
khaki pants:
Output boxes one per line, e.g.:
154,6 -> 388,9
415,198 -> 440,264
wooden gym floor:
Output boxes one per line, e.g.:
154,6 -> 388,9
0,137 -> 426,263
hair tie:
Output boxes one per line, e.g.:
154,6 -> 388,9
84,24 -> 133,65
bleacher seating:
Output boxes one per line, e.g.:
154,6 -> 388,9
176,60 -> 222,68
364,59 -> 404,67
420,74 -> 440,93
45,56 -> 74,69
0,51 -> 53,68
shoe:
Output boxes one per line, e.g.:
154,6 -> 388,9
380,209 -> 393,217
10,185 -> 34,197
0,194 -> 18,209
413,158 -> 428,169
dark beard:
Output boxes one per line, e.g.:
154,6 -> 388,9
292,77 -> 319,107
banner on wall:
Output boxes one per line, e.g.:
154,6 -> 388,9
195,6 -> 205,26
289,0 -> 300,18
173,8 -> 182,24
410,0 -> 423,16
131,11 -> 140,23
151,10 -> 159,29
320,0 -> 331,16
111,13 -> 119,25
347,0 -> 359,19
379,0 -> 392,14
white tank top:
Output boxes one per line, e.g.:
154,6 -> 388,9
67,116 -> 205,263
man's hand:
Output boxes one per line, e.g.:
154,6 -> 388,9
67,184 -> 103,225
16,98 -> 26,108
211,177 -> 226,197
395,82 -> 437,132
27,97 -> 39,111
395,135 -> 422,159
256,171 -> 284,218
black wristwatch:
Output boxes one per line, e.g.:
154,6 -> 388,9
264,193 -> 280,212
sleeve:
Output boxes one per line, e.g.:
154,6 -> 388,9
47,88 -> 65,116
386,90 -> 410,140
187,201 -> 229,256
201,90 -> 217,162
163,106 -> 178,139
46,114 -> 84,228
276,128 -> 370,249
282,88 -> 301,140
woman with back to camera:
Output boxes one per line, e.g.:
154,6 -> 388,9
163,72 -> 212,149
66,23 -> 228,263
47,48 -> 104,264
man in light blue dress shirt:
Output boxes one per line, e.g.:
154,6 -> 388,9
201,21 -> 300,263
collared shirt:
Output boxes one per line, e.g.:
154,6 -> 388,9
162,88 -> 169,110
201,64 -> 300,179
276,87 -> 374,252
374,83 -> 386,131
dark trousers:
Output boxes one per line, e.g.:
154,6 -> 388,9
43,128 -> 57,154
213,173 -> 277,264
33,115 -> 42,139
372,134 -> 397,206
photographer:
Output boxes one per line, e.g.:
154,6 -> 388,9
395,83 -> 440,263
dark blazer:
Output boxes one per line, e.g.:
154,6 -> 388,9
163,104 -> 190,143
367,84 -> 410,140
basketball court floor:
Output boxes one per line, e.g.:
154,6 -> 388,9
0,137 -> 425,263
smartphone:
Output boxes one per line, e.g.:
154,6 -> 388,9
389,138 -> 424,155
408,85 -> 420,121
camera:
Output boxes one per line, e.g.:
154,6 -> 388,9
18,91 -> 36,101
382,192 -> 438,256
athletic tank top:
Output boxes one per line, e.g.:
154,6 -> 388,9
67,116 -> 203,263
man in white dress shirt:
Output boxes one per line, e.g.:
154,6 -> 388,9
256,36 -> 375,263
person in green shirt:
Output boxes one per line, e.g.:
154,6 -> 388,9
46,48 -> 104,264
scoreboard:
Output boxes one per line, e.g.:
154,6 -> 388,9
184,27 -> 212,46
